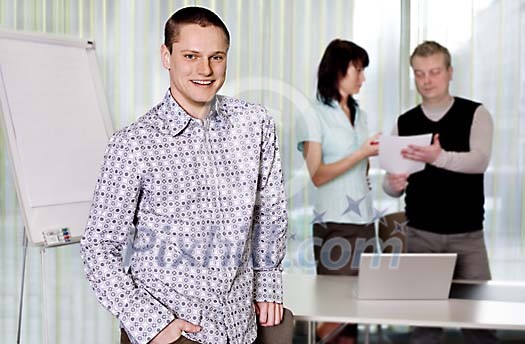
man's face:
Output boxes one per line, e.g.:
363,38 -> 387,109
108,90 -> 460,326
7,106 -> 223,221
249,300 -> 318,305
161,23 -> 228,116
411,53 -> 453,104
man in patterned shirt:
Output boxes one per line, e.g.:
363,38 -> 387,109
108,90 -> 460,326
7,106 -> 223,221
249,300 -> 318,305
81,6 -> 289,344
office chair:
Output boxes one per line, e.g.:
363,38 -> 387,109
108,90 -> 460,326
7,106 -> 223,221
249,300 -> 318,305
255,308 -> 295,344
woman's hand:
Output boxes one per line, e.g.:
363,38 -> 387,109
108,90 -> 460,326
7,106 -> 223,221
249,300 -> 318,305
359,132 -> 381,157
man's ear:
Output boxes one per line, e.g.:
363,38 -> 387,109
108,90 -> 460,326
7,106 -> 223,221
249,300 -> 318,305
160,44 -> 171,70
448,66 -> 453,81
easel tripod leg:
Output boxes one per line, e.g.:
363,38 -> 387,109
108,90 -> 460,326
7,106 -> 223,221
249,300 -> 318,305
40,247 -> 49,344
16,230 -> 28,344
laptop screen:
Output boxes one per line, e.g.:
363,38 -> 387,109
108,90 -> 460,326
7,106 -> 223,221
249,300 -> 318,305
357,253 -> 457,300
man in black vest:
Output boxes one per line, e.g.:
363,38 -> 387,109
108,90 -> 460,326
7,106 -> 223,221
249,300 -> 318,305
383,41 -> 498,344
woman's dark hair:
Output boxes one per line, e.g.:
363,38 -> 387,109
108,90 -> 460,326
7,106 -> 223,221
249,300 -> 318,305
317,39 -> 369,125
164,6 -> 230,53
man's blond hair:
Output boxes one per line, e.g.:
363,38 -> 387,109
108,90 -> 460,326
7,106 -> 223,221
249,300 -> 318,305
410,40 -> 451,68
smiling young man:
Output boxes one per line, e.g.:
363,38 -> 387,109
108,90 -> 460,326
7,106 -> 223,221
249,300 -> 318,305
383,41 -> 497,344
80,7 -> 290,344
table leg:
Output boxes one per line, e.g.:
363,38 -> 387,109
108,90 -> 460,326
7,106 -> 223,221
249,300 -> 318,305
363,324 -> 370,344
307,321 -> 316,344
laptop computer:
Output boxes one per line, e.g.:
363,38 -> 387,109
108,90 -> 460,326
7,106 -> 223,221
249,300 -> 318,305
357,253 -> 457,300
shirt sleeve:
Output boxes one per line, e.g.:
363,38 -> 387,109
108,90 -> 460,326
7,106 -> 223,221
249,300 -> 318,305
252,108 -> 288,304
431,105 -> 493,173
296,103 -> 322,152
80,132 -> 174,344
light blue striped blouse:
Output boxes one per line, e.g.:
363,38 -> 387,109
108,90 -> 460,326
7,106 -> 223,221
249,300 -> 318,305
296,100 -> 374,224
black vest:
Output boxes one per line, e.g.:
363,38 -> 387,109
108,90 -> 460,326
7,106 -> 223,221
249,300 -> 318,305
398,97 -> 485,234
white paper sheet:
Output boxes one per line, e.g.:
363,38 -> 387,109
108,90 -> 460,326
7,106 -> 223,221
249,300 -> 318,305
379,134 -> 432,174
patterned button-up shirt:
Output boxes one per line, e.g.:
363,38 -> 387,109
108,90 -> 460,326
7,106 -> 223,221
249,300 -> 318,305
80,90 -> 288,344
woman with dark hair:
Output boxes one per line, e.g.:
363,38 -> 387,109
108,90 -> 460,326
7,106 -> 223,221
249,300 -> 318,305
296,39 -> 380,344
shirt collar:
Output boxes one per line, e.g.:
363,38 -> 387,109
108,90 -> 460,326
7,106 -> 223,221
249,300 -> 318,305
327,99 -> 360,118
158,89 -> 230,136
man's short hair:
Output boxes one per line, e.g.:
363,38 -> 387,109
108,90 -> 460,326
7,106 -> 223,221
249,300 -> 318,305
164,6 -> 230,53
410,40 -> 451,68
